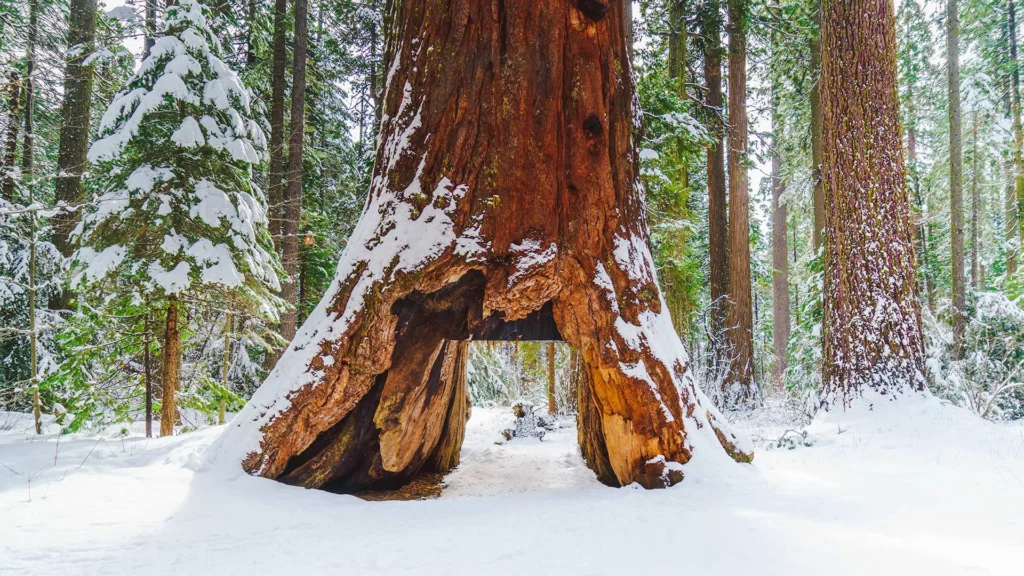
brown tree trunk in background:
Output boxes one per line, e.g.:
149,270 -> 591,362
1010,0 -> 1024,277
268,0 -> 288,254
160,297 -> 181,437
280,0 -> 309,343
222,0 -> 751,494
52,0 -> 97,308
906,76 -> 933,308
1007,158 -> 1019,277
668,0 -> 688,192
702,1 -> 729,351
547,341 -> 556,414
1,72 -> 19,202
819,0 -> 926,408
22,0 -> 37,185
770,100 -> 789,391
144,314 -> 153,438
948,0 -> 967,359
810,4 -> 825,256
971,113 -> 981,289
144,0 -> 156,58
725,0 -> 756,405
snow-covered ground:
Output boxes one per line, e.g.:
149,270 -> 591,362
2,395 -> 1023,575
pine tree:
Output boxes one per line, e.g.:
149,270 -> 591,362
71,0 -> 283,436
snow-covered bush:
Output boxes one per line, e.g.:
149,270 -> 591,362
924,292 -> 1024,420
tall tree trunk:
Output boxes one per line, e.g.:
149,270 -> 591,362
971,112 -> 981,289
702,1 -> 729,352
217,0 -> 751,493
1010,0 -> 1024,279
280,0 -> 309,343
810,3 -> 825,255
268,0 -> 288,255
1007,158 -> 1019,277
668,0 -> 688,192
725,0 -> 756,405
948,0 -> 967,359
52,0 -> 98,295
547,341 -> 556,414
1,71 -> 19,202
145,314 -> 153,438
160,297 -> 181,437
820,0 -> 926,407
22,0 -> 37,184
770,93 -> 789,392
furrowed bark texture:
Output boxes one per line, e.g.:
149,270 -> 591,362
701,1 -> 729,344
819,0 -> 926,407
224,0 -> 750,493
948,0 -> 967,359
280,0 -> 310,343
725,0 -> 756,405
267,0 -> 288,254
160,297 -> 181,437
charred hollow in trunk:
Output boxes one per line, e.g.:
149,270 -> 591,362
221,0 -> 750,494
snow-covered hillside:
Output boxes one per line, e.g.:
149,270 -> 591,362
2,397 -> 1022,575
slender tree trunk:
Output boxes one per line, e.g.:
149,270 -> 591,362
268,0 -> 288,254
948,0 -> 967,359
668,0 -> 688,192
820,0 -> 926,407
1010,0 -> 1024,278
280,0 -> 309,343
22,0 -> 37,185
971,112 -> 981,289
1,71 -> 19,202
145,314 -> 153,438
725,0 -> 756,405
547,341 -> 556,414
220,313 -> 231,425
770,94 -> 789,392
1007,158 -> 1019,277
160,297 -> 181,437
29,187 -> 40,434
810,3 -> 825,255
702,1 -> 729,352
52,0 -> 98,287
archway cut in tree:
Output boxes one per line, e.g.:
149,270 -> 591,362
211,0 -> 752,493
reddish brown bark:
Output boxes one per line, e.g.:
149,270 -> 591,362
702,1 -> 729,343
223,0 -> 750,493
725,0 -> 756,404
160,297 -> 181,437
819,0 -> 926,407
810,4 -> 825,255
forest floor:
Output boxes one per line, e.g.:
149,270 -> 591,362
2,393 -> 1023,575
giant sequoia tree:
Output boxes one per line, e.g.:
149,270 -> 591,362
819,0 -> 926,406
214,0 -> 752,492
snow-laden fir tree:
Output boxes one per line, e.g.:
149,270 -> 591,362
71,0 -> 283,436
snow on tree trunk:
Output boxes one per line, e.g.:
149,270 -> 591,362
948,0 -> 967,360
214,0 -> 752,492
819,0 -> 926,407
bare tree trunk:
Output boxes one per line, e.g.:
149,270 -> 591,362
22,0 -> 37,184
1011,0 -> 1024,275
949,0 -> 967,359
1007,158 -> 1019,277
268,0 -> 288,255
971,112 -> 981,290
160,297 -> 181,437
725,0 -> 756,405
1,71 -> 19,202
52,0 -> 98,290
220,0 -> 751,493
547,341 -> 556,414
280,0 -> 309,343
144,0 -> 156,58
810,3 -> 825,255
820,0 -> 926,407
145,314 -> 153,438
770,96 -> 789,392
702,1 -> 729,352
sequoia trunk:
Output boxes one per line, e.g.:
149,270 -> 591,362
725,0 -> 756,405
215,0 -> 751,493
819,0 -> 926,406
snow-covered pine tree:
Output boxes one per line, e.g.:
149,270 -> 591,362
71,0 -> 283,436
